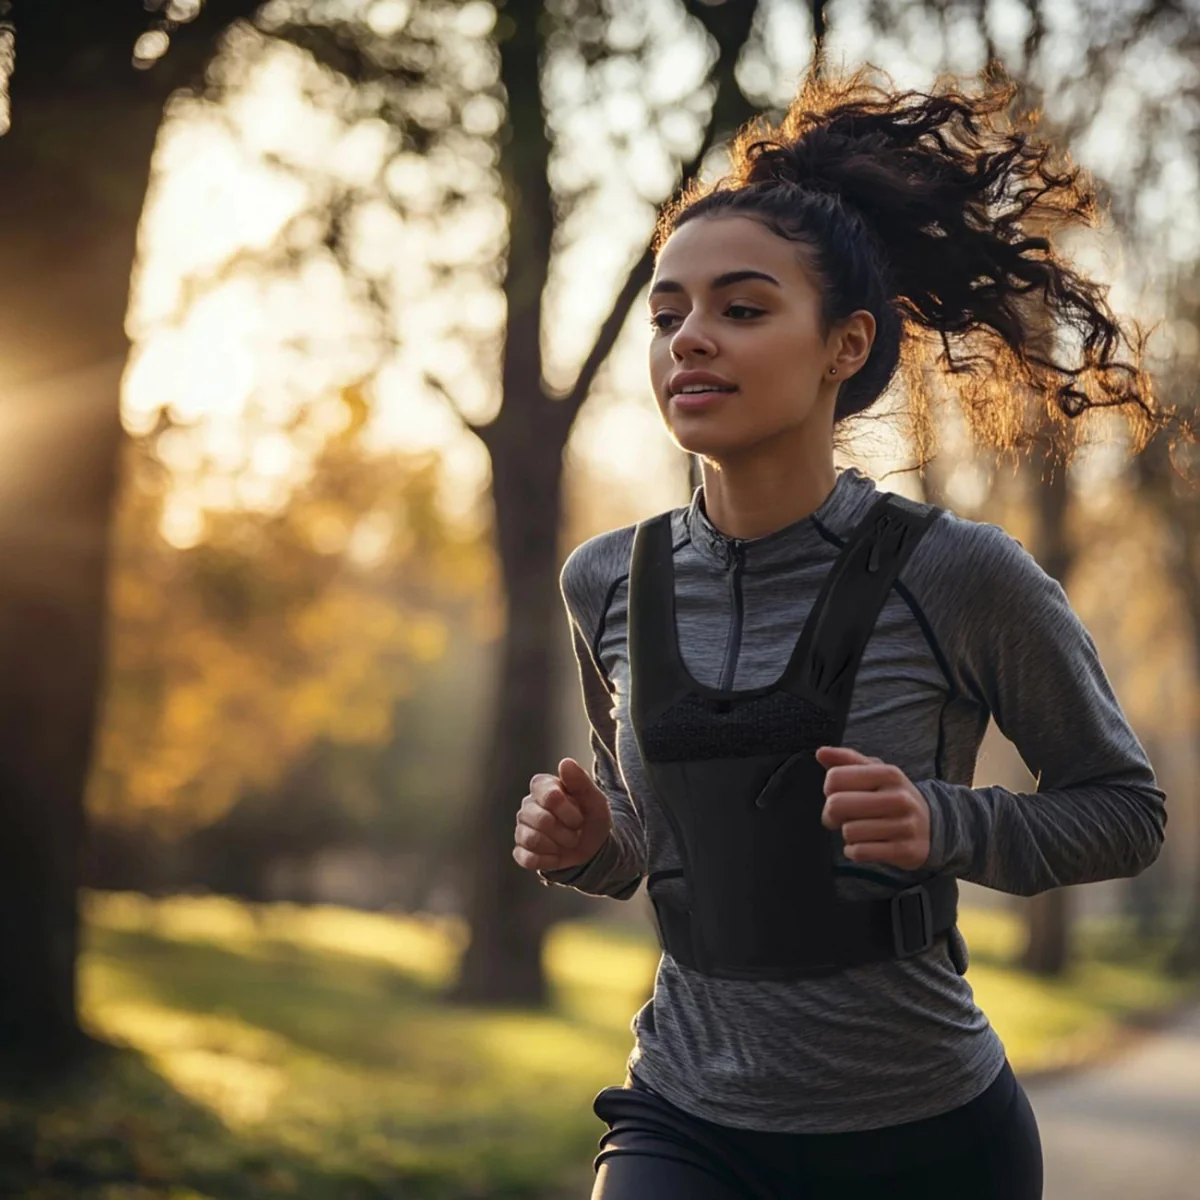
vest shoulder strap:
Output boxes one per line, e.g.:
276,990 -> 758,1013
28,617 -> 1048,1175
627,511 -> 680,719
787,492 -> 942,712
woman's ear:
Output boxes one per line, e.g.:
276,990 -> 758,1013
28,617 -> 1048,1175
829,309 -> 876,380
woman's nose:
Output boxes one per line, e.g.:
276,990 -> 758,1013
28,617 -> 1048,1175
670,313 -> 717,358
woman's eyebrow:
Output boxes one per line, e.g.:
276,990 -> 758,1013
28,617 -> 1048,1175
648,269 -> 782,298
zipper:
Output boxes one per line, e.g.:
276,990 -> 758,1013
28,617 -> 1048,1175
717,540 -> 746,691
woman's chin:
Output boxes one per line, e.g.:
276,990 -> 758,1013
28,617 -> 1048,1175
669,428 -> 745,460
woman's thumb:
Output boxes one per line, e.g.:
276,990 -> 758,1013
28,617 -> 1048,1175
815,744 -> 869,767
559,758 -> 605,810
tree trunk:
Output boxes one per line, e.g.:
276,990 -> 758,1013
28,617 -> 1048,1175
1123,733 -> 1170,939
0,36 -> 166,1066
1127,854 -> 1172,939
1169,829 -> 1200,976
1165,518 -> 1200,974
1021,886 -> 1070,975
452,410 -> 574,1004
1127,436 -> 1200,974
449,0 -> 566,1005
1018,440 -> 1072,976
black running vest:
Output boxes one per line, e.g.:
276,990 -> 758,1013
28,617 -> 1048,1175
628,492 -> 959,980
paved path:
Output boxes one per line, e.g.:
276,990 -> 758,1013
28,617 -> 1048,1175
1026,1004 -> 1200,1200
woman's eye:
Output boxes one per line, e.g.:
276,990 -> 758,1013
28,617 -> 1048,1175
648,305 -> 763,331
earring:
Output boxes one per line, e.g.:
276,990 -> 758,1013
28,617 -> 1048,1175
829,367 -> 838,376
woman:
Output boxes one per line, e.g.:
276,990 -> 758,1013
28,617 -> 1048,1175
512,68 -> 1167,1200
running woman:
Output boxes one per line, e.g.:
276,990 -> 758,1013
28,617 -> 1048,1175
512,68 -> 1167,1200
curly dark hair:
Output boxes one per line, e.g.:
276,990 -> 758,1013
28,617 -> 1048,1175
652,67 -> 1164,460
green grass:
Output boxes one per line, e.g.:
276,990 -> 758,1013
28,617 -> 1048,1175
0,893 -> 1191,1199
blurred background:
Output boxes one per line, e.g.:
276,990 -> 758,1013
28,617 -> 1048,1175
1,1 -> 1199,1197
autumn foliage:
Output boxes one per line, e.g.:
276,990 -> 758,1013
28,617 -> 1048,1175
88,386 -> 497,844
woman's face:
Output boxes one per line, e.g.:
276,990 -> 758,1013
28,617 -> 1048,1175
647,214 -> 870,462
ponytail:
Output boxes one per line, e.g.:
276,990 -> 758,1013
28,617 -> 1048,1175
653,68 -> 1160,456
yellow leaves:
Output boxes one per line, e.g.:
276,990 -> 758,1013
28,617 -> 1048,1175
282,585 -> 423,742
405,613 -> 447,662
337,379 -> 372,441
290,585 -> 407,653
108,570 -> 164,623
303,506 -> 351,556
1071,494 -> 1198,734
164,681 -> 213,739
89,432 -> 494,835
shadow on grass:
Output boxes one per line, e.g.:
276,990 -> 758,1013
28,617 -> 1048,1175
90,926 -> 438,1070
79,921 -> 621,1198
0,1042 -> 491,1200
92,922 -> 639,1073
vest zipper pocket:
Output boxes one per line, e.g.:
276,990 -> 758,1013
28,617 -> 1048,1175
753,751 -> 808,809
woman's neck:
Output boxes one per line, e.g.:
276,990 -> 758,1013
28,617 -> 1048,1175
699,429 -> 838,542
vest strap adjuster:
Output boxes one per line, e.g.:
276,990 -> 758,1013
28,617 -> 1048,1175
891,885 -> 935,957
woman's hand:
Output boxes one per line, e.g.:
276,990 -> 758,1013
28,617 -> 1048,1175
513,757 -> 614,873
816,745 -> 931,870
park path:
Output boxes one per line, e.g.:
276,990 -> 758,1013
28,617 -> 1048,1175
1026,1003 -> 1200,1200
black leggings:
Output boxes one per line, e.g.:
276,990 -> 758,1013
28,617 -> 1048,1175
590,1060 -> 1042,1199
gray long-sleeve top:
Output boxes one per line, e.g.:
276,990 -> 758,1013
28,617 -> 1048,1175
539,466 -> 1165,1134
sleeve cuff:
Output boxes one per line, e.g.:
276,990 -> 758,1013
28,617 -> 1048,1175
538,837 -> 609,887
916,779 -> 950,874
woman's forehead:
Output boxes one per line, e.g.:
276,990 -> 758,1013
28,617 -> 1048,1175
653,216 -> 807,289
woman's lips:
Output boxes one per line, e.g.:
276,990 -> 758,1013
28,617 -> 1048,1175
671,388 -> 737,410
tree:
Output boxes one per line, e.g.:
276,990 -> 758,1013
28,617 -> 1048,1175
1017,438 -> 1074,974
1137,311 -> 1200,973
0,0 -> 265,1067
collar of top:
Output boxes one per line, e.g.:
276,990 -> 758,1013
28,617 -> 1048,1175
684,466 -> 878,572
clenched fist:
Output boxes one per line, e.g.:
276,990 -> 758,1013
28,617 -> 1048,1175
513,757 -> 613,874
816,745 -> 932,871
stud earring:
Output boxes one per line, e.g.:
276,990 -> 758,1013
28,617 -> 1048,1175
829,367 -> 838,376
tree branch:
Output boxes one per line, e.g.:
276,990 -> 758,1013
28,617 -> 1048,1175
424,370 -> 488,443
811,0 -> 830,75
974,0 -> 999,69
1021,0 -> 1046,73
560,0 -> 763,424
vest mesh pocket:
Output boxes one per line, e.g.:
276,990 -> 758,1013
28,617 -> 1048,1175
642,691 -> 838,762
